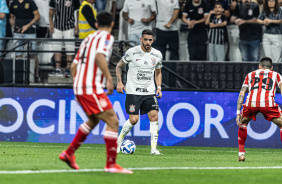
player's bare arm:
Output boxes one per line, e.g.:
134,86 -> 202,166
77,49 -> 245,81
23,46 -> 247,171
95,53 -> 114,95
236,86 -> 248,127
155,68 -> 162,98
116,59 -> 127,94
279,82 -> 282,96
70,62 -> 77,79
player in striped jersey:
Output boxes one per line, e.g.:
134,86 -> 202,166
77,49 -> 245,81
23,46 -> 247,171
59,12 -> 132,174
236,57 -> 282,161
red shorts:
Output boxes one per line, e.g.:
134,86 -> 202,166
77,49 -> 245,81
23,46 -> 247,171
242,105 -> 282,121
76,93 -> 113,115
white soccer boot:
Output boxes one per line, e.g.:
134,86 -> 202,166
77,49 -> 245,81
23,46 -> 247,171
117,137 -> 123,153
151,149 -> 163,155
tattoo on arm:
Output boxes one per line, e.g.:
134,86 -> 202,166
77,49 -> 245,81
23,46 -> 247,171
237,86 -> 248,111
116,60 -> 127,83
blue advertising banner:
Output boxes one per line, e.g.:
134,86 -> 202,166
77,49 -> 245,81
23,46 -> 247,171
0,87 -> 282,148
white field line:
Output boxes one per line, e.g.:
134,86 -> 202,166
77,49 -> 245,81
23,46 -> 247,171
2,166 -> 282,175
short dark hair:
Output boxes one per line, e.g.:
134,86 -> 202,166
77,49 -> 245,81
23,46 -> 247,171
142,29 -> 153,37
259,56 -> 272,69
96,11 -> 113,27
214,2 -> 224,8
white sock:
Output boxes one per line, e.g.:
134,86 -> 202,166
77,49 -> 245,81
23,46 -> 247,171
118,119 -> 133,140
150,121 -> 158,150
239,152 -> 245,156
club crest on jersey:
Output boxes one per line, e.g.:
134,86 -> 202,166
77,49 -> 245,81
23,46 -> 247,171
99,98 -> 108,108
198,7 -> 203,14
25,3 -> 29,9
105,40 -> 109,46
129,105 -> 135,112
144,61 -> 148,65
65,0 -> 71,7
141,3 -> 145,8
151,58 -> 156,66
218,18 -> 222,23
248,9 -> 253,16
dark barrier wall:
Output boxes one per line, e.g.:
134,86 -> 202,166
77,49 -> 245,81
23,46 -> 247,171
0,87 -> 282,148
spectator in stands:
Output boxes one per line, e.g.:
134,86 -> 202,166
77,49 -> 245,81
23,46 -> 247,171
122,0 -> 156,46
182,0 -> 209,61
0,0 -> 9,56
49,0 -> 80,78
105,0 -> 116,21
230,0 -> 262,62
279,0 -> 282,6
206,2 -> 228,61
78,0 -> 97,39
257,0 -> 282,63
207,0 -> 231,17
34,0 -> 49,39
154,0 -> 179,88
9,0 -> 40,82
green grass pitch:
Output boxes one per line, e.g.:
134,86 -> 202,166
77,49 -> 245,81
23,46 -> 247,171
0,141 -> 282,184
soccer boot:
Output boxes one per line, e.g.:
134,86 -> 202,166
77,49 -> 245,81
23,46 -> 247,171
151,149 -> 163,155
238,154 -> 245,161
59,151 -> 79,169
104,164 -> 133,174
117,137 -> 123,153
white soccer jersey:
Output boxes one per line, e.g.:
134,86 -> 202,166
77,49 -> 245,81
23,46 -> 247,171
122,0 -> 156,33
242,69 -> 282,107
155,0 -> 179,31
73,30 -> 114,95
122,45 -> 163,95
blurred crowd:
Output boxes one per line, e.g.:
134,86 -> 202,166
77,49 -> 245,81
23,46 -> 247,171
0,0 -> 281,82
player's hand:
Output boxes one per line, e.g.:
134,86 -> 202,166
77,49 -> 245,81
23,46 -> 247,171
106,78 -> 114,95
236,114 -> 242,127
156,89 -> 162,99
74,25 -> 79,35
116,82 -> 126,94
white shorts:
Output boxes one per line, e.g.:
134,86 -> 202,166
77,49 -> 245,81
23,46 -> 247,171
52,28 -> 75,55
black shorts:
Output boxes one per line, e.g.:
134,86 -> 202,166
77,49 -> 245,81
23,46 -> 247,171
36,27 -> 49,38
125,94 -> 159,115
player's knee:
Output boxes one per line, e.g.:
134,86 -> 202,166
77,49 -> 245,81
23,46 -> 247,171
149,113 -> 158,122
129,116 -> 139,125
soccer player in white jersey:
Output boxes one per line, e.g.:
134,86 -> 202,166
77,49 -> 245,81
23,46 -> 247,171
236,57 -> 282,161
116,29 -> 163,155
59,12 -> 132,174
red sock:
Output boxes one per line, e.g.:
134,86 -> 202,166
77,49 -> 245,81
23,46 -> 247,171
104,131 -> 118,168
280,128 -> 282,142
66,122 -> 92,155
238,126 -> 247,153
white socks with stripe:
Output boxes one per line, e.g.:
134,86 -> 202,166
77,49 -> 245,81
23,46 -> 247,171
118,119 -> 133,140
150,121 -> 159,151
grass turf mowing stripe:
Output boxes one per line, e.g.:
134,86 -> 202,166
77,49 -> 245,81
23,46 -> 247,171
2,166 -> 282,174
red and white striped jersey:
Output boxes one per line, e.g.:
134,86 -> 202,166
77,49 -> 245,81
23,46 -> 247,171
243,69 -> 282,107
73,30 -> 114,95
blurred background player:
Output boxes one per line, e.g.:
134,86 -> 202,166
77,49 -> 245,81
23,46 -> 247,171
236,57 -> 282,161
59,11 -> 132,174
116,29 -> 163,155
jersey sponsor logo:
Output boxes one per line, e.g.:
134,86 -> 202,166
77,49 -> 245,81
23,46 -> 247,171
144,61 -> 148,65
198,7 -> 203,14
13,5 -> 18,9
136,59 -> 141,61
136,88 -> 149,92
189,9 -> 193,12
25,3 -> 29,9
99,98 -> 108,108
218,19 -> 222,23
65,0 -> 72,7
248,9 -> 253,16
141,3 -> 145,8
129,104 -> 135,112
133,51 -> 141,55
